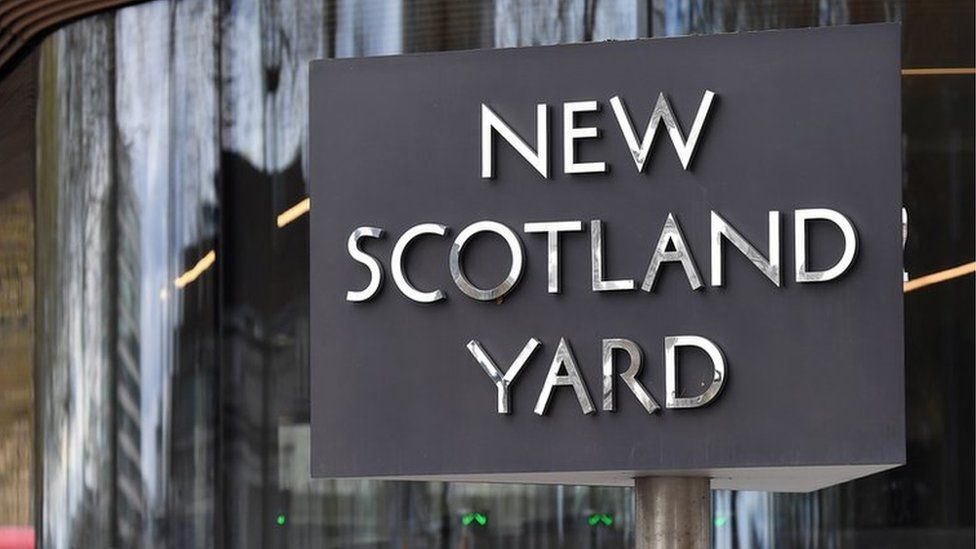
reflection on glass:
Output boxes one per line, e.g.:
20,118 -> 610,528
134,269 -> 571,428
0,188 -> 33,531
33,0 -> 973,548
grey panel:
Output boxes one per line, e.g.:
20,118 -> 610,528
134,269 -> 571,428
309,24 -> 904,491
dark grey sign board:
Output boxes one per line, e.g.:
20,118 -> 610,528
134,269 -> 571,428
309,24 -> 903,492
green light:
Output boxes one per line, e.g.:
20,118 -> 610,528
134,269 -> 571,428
714,516 -> 728,527
588,513 -> 614,527
462,512 -> 488,527
588,514 -> 600,526
601,514 -> 614,526
276,514 -> 286,526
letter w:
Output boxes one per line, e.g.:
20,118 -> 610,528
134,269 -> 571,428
609,90 -> 716,171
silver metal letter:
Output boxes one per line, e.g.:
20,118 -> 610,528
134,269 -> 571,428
345,227 -> 385,302
467,338 -> 541,414
602,338 -> 660,414
481,103 -> 549,179
710,211 -> 781,287
450,221 -> 524,301
794,208 -> 858,283
524,220 -> 584,293
609,90 -> 716,171
391,223 -> 448,303
665,335 -> 726,409
591,220 -> 635,292
642,213 -> 703,292
534,338 -> 595,415
563,101 -> 607,174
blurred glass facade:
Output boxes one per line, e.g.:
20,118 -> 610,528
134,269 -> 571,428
1,0 -> 970,547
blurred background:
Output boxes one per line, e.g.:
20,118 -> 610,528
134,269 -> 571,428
0,0 -> 972,547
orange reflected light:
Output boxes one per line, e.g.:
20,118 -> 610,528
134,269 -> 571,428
901,67 -> 975,76
277,197 -> 311,228
903,262 -> 976,293
174,250 -> 216,289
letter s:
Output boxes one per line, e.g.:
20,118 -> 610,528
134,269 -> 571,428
346,227 -> 384,302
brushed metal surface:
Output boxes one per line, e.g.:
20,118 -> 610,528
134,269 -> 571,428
635,477 -> 711,549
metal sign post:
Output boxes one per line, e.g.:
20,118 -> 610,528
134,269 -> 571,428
635,477 -> 711,549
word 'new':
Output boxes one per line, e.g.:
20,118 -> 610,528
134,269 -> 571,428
481,91 -> 716,177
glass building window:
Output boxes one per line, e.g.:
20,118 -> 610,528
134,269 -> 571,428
1,0 -> 970,547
